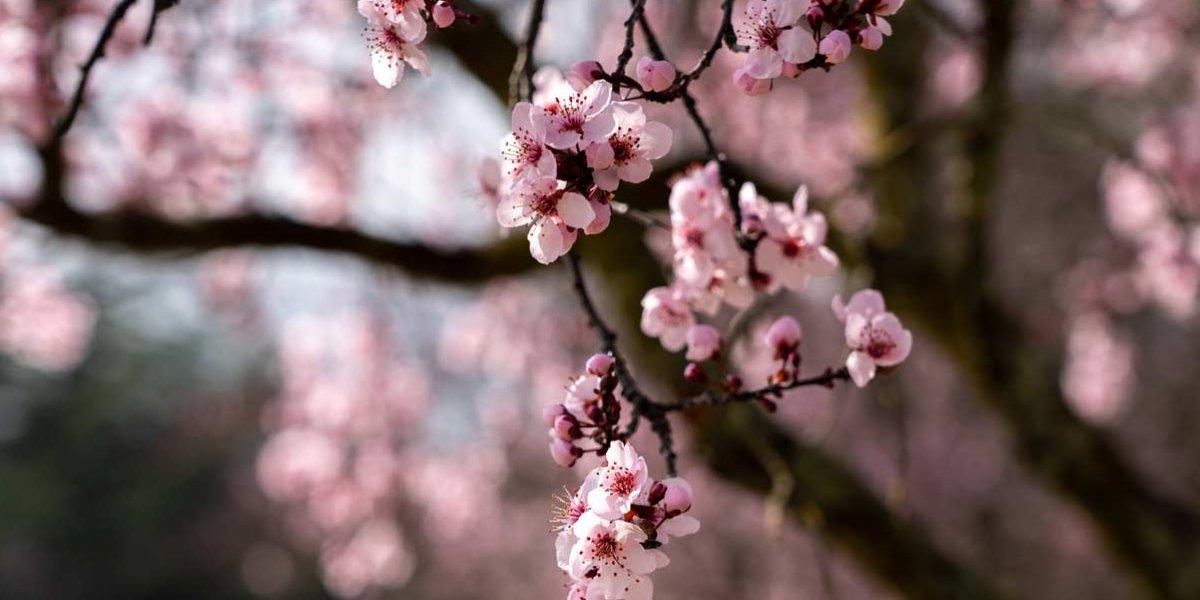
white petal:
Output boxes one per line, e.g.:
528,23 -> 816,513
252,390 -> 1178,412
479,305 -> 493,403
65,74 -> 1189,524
640,121 -> 674,159
744,48 -> 784,79
847,351 -> 876,387
370,50 -> 401,88
404,44 -> 431,77
557,192 -> 595,229
777,28 -> 817,64
528,221 -> 564,264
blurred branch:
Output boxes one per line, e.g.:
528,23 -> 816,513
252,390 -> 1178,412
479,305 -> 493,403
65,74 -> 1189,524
22,142 -> 534,283
697,406 -> 1005,599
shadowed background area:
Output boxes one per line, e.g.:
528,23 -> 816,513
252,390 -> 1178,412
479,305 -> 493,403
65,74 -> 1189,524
2,0 -> 1200,598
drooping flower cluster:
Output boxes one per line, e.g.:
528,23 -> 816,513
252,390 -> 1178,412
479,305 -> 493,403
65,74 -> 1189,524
832,289 -> 913,386
734,0 -> 905,95
552,441 -> 699,600
496,69 -> 673,263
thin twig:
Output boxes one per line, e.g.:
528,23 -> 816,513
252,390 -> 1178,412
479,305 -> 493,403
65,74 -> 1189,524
54,0 -> 141,140
508,0 -> 548,107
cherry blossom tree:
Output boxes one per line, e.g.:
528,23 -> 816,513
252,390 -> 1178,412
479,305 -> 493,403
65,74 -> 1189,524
4,0 -> 1200,598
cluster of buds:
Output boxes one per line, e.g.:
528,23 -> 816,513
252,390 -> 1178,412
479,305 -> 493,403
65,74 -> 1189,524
553,442 -> 699,599
765,315 -> 803,386
545,353 -> 622,467
733,0 -> 906,95
496,68 -> 673,263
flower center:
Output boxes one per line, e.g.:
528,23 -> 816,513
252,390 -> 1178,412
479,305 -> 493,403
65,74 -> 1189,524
605,466 -> 637,497
782,237 -> 808,258
531,190 -> 561,216
865,327 -> 895,358
590,532 -> 622,564
610,127 -> 639,163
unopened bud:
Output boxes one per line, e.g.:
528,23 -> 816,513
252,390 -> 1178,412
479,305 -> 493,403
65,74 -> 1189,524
647,481 -> 668,505
432,1 -> 456,28
542,403 -> 567,427
684,362 -> 707,383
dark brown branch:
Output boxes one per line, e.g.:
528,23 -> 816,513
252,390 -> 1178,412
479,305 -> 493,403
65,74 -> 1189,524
23,142 -> 533,283
54,0 -> 141,140
664,367 -> 851,411
507,0 -> 548,106
564,250 -> 679,473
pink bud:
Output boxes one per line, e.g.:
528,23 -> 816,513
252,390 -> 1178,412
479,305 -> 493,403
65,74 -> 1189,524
805,5 -> 823,30
683,362 -> 707,383
550,438 -> 581,467
765,316 -> 802,356
586,353 -> 615,376
647,481 -> 668,505
819,30 -> 852,65
859,26 -> 884,51
553,415 -> 580,440
662,479 -> 693,513
566,60 -> 605,92
432,1 -> 456,28
635,56 -> 676,92
732,67 -> 772,96
782,62 -> 803,78
542,403 -> 567,427
685,324 -> 721,362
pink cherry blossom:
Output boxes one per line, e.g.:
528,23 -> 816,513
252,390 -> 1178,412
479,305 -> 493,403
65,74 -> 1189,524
497,176 -> 595,264
586,441 -> 651,518
832,288 -> 885,323
635,57 -> 676,92
568,512 -> 657,600
660,478 -> 693,514
667,163 -> 752,312
587,102 -> 673,191
359,0 -> 425,42
738,0 -> 817,80
819,30 -> 852,65
532,80 -> 617,150
764,315 -> 802,359
502,102 -> 557,180
586,353 -> 615,376
359,2 -> 430,88
567,60 -> 605,91
836,289 -> 913,387
640,285 -> 696,352
755,186 -> 840,291
685,324 -> 722,361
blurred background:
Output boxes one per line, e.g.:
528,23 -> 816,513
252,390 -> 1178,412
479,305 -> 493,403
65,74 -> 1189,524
2,0 -> 1199,598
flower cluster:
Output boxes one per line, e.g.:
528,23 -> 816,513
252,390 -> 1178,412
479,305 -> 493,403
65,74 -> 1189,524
496,69 -> 674,263
640,166 -> 838,355
553,441 -> 699,600
358,0 -> 477,88
734,0 -> 905,95
832,288 -> 913,386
